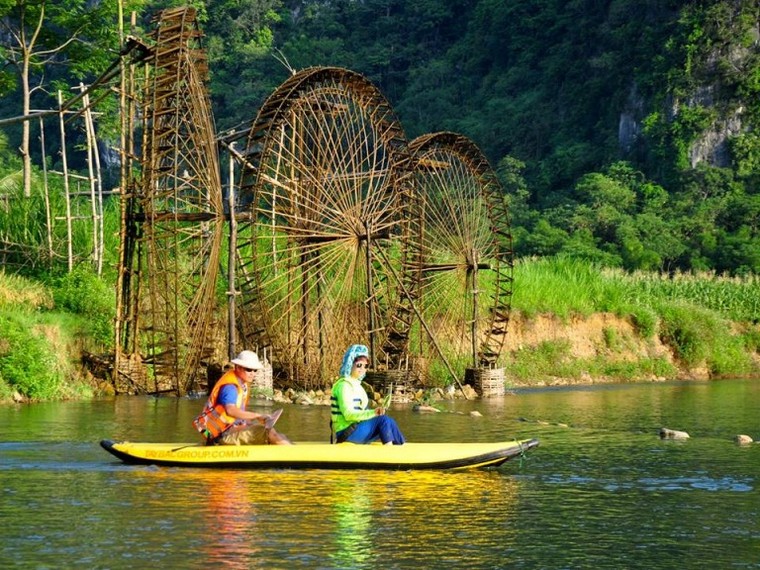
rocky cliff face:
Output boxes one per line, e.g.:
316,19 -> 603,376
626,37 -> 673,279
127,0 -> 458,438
619,15 -> 760,170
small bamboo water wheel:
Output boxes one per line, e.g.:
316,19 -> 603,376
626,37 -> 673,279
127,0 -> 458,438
401,132 -> 514,388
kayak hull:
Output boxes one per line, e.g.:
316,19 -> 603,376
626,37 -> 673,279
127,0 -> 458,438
100,438 -> 539,470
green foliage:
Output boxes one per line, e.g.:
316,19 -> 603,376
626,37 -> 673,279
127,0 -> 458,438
708,334 -> 754,378
508,340 -> 575,382
627,305 -> 658,339
0,313 -> 63,400
513,256 -> 623,319
0,0 -> 758,276
509,257 -> 760,381
741,329 -> 760,354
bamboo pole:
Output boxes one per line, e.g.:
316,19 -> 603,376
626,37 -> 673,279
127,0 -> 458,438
80,83 -> 101,274
38,116 -> 53,264
114,2 -> 128,379
57,90 -> 73,272
85,86 -> 105,276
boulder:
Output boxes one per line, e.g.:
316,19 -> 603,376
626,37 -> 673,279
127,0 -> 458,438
659,427 -> 690,440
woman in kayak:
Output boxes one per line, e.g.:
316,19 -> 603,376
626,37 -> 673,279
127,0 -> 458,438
330,344 -> 405,445
194,350 -> 292,445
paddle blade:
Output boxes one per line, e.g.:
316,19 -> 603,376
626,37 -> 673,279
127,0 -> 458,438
265,408 -> 283,430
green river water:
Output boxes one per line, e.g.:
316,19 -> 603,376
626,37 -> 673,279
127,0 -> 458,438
1,379 -> 759,569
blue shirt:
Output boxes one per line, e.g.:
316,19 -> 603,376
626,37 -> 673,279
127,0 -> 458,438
217,383 -> 245,407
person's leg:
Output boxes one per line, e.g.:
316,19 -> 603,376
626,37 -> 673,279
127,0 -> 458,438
376,415 -> 405,445
344,416 -> 405,445
220,423 -> 269,445
267,428 -> 292,445
345,417 -> 381,444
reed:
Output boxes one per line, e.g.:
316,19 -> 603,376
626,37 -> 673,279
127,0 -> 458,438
512,256 -> 626,319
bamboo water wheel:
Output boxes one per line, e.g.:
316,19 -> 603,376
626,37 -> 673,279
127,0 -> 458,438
234,67 -> 411,388
402,132 -> 514,384
115,7 -> 224,395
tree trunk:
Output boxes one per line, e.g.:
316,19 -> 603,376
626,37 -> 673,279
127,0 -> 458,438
21,55 -> 32,198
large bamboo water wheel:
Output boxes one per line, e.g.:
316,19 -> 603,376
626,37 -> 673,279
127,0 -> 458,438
115,7 -> 224,395
234,67 -> 411,388
402,132 -> 513,385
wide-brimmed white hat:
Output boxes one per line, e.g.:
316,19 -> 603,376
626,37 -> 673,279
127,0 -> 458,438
231,350 -> 263,370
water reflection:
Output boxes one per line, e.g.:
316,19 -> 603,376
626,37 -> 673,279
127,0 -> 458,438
331,475 -> 373,567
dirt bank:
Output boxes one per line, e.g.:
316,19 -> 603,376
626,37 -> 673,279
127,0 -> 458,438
503,312 -> 710,384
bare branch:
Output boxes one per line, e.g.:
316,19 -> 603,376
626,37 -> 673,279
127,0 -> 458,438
35,27 -> 87,58
27,0 -> 46,55
272,48 -> 296,76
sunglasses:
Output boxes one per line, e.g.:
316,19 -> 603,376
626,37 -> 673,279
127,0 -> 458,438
242,367 -> 258,372
354,362 -> 369,369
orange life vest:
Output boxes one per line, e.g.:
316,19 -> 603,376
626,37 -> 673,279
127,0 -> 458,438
192,370 -> 248,441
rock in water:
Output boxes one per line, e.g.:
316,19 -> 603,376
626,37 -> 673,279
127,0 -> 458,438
659,427 -> 690,440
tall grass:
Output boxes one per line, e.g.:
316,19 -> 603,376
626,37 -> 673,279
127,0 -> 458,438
513,256 -> 627,318
0,271 -> 53,310
1,268 -> 110,400
605,268 -> 760,323
514,256 -> 760,324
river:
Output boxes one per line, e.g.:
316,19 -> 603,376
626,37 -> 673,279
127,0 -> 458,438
1,379 -> 759,569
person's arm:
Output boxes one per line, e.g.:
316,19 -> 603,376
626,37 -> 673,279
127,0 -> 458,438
335,379 -> 376,423
217,384 -> 267,424
223,403 -> 267,424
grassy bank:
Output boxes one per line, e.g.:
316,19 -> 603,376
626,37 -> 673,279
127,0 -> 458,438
0,269 -> 115,401
508,257 -> 760,384
1,257 -> 760,401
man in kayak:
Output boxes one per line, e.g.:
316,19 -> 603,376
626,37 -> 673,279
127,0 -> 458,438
330,344 -> 405,445
194,350 -> 291,445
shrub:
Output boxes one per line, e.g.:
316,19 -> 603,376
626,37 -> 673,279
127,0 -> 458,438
628,305 -> 658,338
709,335 -> 755,377
657,302 -> 714,366
49,266 -> 116,348
0,314 -> 63,400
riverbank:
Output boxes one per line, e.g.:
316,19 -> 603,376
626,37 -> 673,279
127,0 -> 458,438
2,308 -> 759,405
2,259 -> 760,403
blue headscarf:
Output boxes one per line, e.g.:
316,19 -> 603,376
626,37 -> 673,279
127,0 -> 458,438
340,344 -> 370,378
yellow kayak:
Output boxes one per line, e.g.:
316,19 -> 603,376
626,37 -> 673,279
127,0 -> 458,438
100,438 -> 539,470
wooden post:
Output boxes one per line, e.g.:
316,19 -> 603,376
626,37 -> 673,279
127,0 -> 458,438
227,144 -> 237,360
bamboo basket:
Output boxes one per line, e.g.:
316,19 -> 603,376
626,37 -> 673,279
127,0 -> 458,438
364,370 -> 415,403
466,367 -> 505,397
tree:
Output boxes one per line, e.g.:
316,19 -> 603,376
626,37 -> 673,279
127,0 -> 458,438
0,0 -> 130,197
